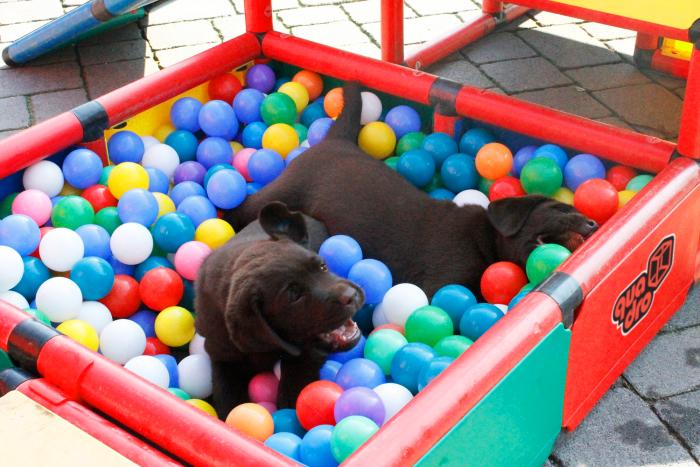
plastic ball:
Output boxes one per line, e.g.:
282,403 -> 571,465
116,189 -> 158,227
170,181 -> 205,207
152,212 -> 195,253
475,143 -> 513,180
330,416 -> 378,463
356,91 -> 382,125
459,128 -> 495,157
155,305 -> 195,347
292,123 -> 308,144
562,154 -> 606,191
39,227 -> 84,271
75,302 -> 112,336
512,145 -> 537,177
56,319 -> 99,351
107,131 -> 144,164
11,256 -> 48,301
0,214 -> 40,256
70,257 -> 114,300
293,70 -> 324,101
300,425 -> 335,467
525,243 -> 571,285
233,88 -> 265,124
453,189 -> 490,209
174,241 -> 212,281
417,356 -> 453,391
34,277 -> 81,322
347,259 -> 392,305
488,176 -> 524,201
0,290 -> 28,309
168,387 -> 190,400
358,122 -> 396,160
81,185 -> 117,213
233,148 -> 255,181
195,218 -> 235,250
334,386 -> 385,426
208,73 -> 243,102
431,284 -> 477,332
265,432 -> 302,461
335,358 -> 385,390
174,161 -> 207,186
196,137 -> 233,170
226,402 -> 274,441
422,132 -> 458,167
24,308 -> 51,325
397,149 -> 435,188
198,100 -> 238,138
320,360 -> 342,382
551,187 -> 573,205
139,268 -> 184,311
11,189 -> 52,226
323,87 -> 345,118
130,309 -> 158,338
177,195 -> 217,227
110,223 -> 153,265
373,383 -> 412,422
384,105 -> 421,139
606,165 -> 637,191
363,329 -> 407,375
626,174 -> 653,192
262,123 -> 299,157
429,188 -> 455,200
328,334 -> 366,364
241,121 -> 267,149
573,178 -> 618,225
23,160 -> 64,197
99,274 -> 141,318
62,148 -> 103,189
154,124 -> 175,142
480,261 -> 527,305
434,335 -> 472,358
248,372 -> 279,404
248,149 -> 285,185
404,305 -> 453,346
390,342 -> 437,393
279,81 -> 310,113
459,303 -> 504,341
186,399 -> 217,417
618,190 -> 635,208
178,354 -> 212,399
165,130 -> 199,162
124,355 -> 170,388
170,97 -> 202,132
300,102 -> 327,128
379,283 -> 428,328
440,153 -> 478,193
51,196 -> 95,230
396,132 -> 425,157
246,64 -> 276,93
520,157 -> 563,196
296,381 -> 344,430
534,144 -> 568,169
206,169 -> 247,210
261,92 -> 297,126
108,162 -> 149,199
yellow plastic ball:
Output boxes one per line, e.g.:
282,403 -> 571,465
154,124 -> 175,142
225,403 -> 274,442
278,81 -> 310,113
56,320 -> 99,352
107,162 -> 149,199
552,187 -> 574,205
153,192 -> 176,219
358,122 -> 396,160
618,189 -> 636,208
187,399 -> 218,418
195,218 -> 235,250
60,183 -> 82,196
230,141 -> 244,154
155,306 -> 195,347
262,123 -> 300,157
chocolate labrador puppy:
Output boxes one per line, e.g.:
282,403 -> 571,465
195,202 -> 363,417
228,83 -> 597,297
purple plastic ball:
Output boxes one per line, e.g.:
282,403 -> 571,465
384,105 -> 421,140
174,161 -> 207,185
335,358 -> 386,390
196,137 -> 233,169
247,149 -> 285,185
307,118 -> 334,146
512,145 -> 537,177
563,154 -> 606,191
245,64 -> 276,93
334,387 -> 386,426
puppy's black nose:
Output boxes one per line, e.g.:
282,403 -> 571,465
337,287 -> 357,306
586,219 -> 598,234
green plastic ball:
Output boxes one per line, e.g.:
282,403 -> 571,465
405,306 -> 454,347
520,157 -> 563,196
51,195 -> 95,230
0,349 -> 13,371
260,92 -> 297,125
0,193 -> 19,219
330,415 -> 379,463
99,165 -> 114,186
396,131 -> 425,156
384,156 -> 400,171
95,207 -> 122,235
434,335 -> 473,358
423,173 -> 443,192
525,243 -> 571,285
293,123 -> 308,143
364,329 -> 407,375
25,308 -> 51,325
168,388 -> 191,400
478,177 -> 493,195
626,174 -> 653,192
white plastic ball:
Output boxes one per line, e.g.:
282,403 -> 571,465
22,160 -> 64,197
77,301 -> 113,334
0,291 -> 29,310
372,302 -> 389,327
39,228 -> 84,272
360,91 -> 382,125
110,223 -> 153,265
124,355 -> 170,389
373,383 -> 413,423
453,189 -> 490,209
35,277 -> 83,323
141,143 -> 180,180
99,319 -> 147,364
301,140 -> 310,148
495,304 -> 508,314
0,246 -> 24,291
380,283 -> 429,327
273,360 -> 281,380
178,354 -> 213,399
141,136 -> 160,150
188,333 -> 207,356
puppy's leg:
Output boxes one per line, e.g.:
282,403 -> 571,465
277,350 -> 326,408
211,360 -> 251,419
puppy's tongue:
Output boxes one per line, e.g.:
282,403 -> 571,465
319,319 -> 360,350
566,232 -> 586,251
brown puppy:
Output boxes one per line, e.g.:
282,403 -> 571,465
228,83 -> 597,297
195,202 -> 363,417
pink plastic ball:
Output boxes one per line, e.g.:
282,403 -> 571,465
12,189 -> 52,226
173,241 -> 212,281
248,372 -> 279,403
258,401 -> 277,414
233,148 -> 255,182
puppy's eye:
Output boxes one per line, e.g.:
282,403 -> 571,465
287,284 -> 304,303
319,263 -> 328,272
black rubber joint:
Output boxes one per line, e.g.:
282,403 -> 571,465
72,100 -> 109,142
534,272 -> 583,328
7,319 -> 60,374
429,78 -> 462,116
0,368 -> 33,396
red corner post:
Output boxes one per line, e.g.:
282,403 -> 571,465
381,0 -> 404,64
244,0 -> 273,33
677,44 -> 700,159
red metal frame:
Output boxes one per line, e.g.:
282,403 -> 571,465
381,0 -> 403,64
678,48 -> 700,159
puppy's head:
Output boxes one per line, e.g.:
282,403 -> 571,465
225,202 -> 364,357
487,195 -> 598,266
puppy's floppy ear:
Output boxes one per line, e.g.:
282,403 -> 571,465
259,201 -> 308,244
487,195 -> 550,237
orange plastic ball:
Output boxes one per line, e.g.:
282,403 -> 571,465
475,143 -> 513,180
293,70 -> 324,101
323,87 -> 345,119
225,403 -> 274,442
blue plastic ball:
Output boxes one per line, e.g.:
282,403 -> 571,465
0,214 -> 40,256
307,118 -> 334,146
347,259 -> 392,305
563,154 -> 606,191
390,342 -> 437,394
328,334 -> 366,364
274,77 -> 291,91
134,256 -> 173,281
272,409 -> 307,437
534,144 -> 568,170
196,137 -> 233,169
459,303 -> 504,341
165,130 -> 199,162
286,147 -> 307,166
130,309 -> 158,338
300,425 -> 336,467
108,256 -> 135,276
180,279 -> 195,310
241,121 -> 268,149
300,102 -> 327,128
152,213 -> 196,253
320,360 -> 342,382
173,161 -> 206,186
431,284 -> 478,333
146,168 -> 170,194
76,224 -> 111,259
70,257 -> 115,300
384,105 -> 421,140
154,353 -> 179,387
107,131 -> 144,164
206,169 -> 247,209
335,358 -> 385,390
459,128 -> 495,157
203,163 -> 236,188
417,356 -> 453,391
233,89 -> 265,124
508,290 -> 529,310
265,432 -> 302,461
248,149 -> 285,185
428,188 -> 455,200
440,153 -> 478,193
319,235 -> 363,277
176,195 -> 217,227
422,133 -> 458,167
170,181 -> 206,206
512,145 -> 537,177
246,64 -> 276,93
117,189 -> 159,226
62,148 -> 103,189
397,149 -> 436,188
12,256 -> 49,301
198,100 -> 239,138
170,97 -> 203,132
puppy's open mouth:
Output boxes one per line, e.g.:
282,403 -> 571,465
318,319 -> 361,351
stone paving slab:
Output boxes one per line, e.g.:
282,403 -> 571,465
565,62 -> 650,91
156,44 -> 217,68
143,20 -> 220,50
30,88 -> 88,123
362,14 -> 463,46
277,5 -> 346,26
654,389 -> 700,461
580,22 -> 636,41
294,20 -> 371,46
663,286 -> 700,333
83,58 -> 159,99
0,0 -> 63,25
405,0 -> 477,15
515,85 -> 611,119
146,0 -> 237,25
480,56 -> 572,93
0,96 -> 29,130
78,40 -> 153,66
460,32 -> 537,64
342,0 -> 416,24
0,61 -> 82,98
426,59 -> 493,88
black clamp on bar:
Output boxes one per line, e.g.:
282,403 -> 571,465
428,77 -> 462,117
0,367 -> 33,396
7,319 -> 60,374
72,100 -> 109,142
534,272 -> 583,328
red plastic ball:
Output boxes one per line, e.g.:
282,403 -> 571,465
99,274 -> 141,318
31,226 -> 53,258
143,337 -> 171,355
82,185 -> 118,212
480,261 -> 528,304
370,324 -> 404,335
489,176 -> 525,201
606,165 -> 637,191
208,74 -> 243,103
574,178 -> 619,225
139,267 -> 184,311
296,381 -> 343,430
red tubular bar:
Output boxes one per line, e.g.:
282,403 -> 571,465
482,0 -> 503,15
244,0 -> 272,33
635,32 -> 659,50
677,47 -> 700,158
16,378 -> 180,466
650,51 -> 690,79
380,0 -> 404,64
345,292 -> 562,465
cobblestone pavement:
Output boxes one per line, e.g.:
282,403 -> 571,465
0,1 -> 697,465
